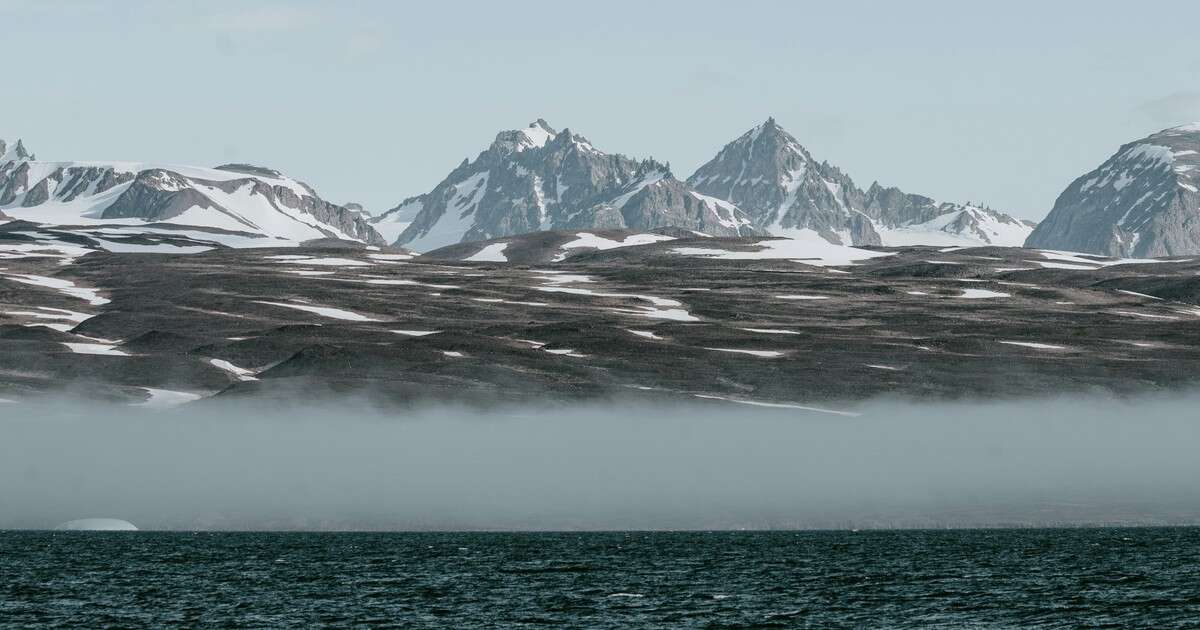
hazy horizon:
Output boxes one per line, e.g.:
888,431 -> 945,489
4,0 -> 1199,221
5,395 -> 1200,531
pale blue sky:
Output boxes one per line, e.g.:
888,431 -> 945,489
4,0 -> 1198,220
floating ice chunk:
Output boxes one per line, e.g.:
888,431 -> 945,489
739,328 -> 801,335
54,518 -> 138,531
627,329 -> 664,340
775,295 -> 830,301
392,329 -> 441,336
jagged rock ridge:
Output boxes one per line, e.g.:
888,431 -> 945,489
687,118 -> 1035,247
373,120 -> 759,251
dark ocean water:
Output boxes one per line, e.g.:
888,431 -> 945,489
2,529 -> 1199,628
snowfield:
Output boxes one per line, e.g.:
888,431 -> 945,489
672,232 -> 893,266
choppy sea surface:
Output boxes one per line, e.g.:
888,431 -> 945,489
2,528 -> 1199,627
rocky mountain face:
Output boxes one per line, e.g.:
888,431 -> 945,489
1026,124 -> 1200,257
688,118 -> 1035,247
0,138 -> 384,247
0,138 -> 34,167
374,120 -> 759,251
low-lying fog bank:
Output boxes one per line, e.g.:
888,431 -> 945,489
2,395 -> 1198,531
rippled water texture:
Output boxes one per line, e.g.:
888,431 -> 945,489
2,529 -> 1199,627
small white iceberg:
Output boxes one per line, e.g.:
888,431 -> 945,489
54,518 -> 138,531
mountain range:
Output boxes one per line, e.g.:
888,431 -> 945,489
0,138 -> 382,248
374,118 -> 1035,252
6,120 -> 1200,256
370,120 -> 759,251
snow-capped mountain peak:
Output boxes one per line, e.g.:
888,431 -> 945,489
518,118 -> 556,150
1027,123 -> 1200,256
0,138 -> 384,247
0,138 -> 34,165
688,119 -> 1034,247
491,119 -> 560,155
375,120 -> 759,251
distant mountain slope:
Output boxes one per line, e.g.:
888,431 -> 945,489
374,120 -> 759,251
0,138 -> 383,247
688,118 -> 1034,247
1026,124 -> 1200,256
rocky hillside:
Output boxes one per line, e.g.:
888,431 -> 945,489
373,120 -> 759,251
5,221 -> 1200,408
0,138 -> 384,247
1026,124 -> 1200,257
688,118 -> 1034,247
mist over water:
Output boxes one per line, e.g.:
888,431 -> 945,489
2,395 -> 1199,531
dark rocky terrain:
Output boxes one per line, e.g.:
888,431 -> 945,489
4,222 -> 1199,411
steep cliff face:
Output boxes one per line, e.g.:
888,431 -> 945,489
0,139 -> 383,246
374,120 -> 759,251
689,119 -> 1034,247
1026,124 -> 1200,257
